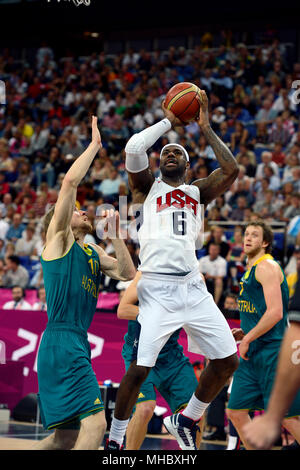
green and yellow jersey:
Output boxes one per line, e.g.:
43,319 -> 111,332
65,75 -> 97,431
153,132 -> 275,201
41,241 -> 102,332
238,254 -> 289,351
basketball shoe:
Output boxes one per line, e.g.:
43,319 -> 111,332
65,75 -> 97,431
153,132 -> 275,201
163,412 -> 200,450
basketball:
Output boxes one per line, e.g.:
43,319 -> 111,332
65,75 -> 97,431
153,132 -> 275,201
165,82 -> 201,124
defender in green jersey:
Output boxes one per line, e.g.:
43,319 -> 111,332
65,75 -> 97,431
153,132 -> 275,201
117,271 -> 201,450
227,221 -> 300,449
34,117 -> 135,450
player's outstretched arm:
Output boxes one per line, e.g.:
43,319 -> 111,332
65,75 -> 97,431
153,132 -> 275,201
91,210 -> 136,282
192,91 -> 239,206
46,116 -> 101,246
125,106 -> 179,198
117,271 -> 141,320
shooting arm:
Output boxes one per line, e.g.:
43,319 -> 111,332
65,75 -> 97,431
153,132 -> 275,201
126,118 -> 171,194
192,91 -> 238,206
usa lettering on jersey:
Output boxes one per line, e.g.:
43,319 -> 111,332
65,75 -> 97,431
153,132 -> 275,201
156,188 -> 198,216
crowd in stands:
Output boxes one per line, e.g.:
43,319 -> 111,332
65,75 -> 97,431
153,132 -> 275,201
0,34 -> 300,308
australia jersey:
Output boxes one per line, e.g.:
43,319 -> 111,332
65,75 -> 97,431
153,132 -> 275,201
238,254 -> 289,348
41,241 -> 102,332
137,178 -> 202,274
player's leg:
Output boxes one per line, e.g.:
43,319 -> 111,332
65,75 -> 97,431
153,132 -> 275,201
72,410 -> 106,450
182,286 -> 239,414
122,339 -> 157,450
126,400 -> 156,450
282,417 -> 300,444
32,428 -> 79,450
108,278 -> 183,449
163,279 -> 238,449
108,360 -> 151,448
226,409 -> 255,450
161,351 -> 204,450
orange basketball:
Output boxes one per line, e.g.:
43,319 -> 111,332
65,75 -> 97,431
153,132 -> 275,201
165,82 -> 201,124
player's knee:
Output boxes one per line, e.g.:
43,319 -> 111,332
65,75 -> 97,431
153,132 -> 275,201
282,417 -> 298,432
136,401 -> 156,422
221,353 -> 239,376
210,353 -> 239,378
80,411 -> 107,437
54,430 -> 78,450
127,364 -> 150,386
226,408 -> 247,425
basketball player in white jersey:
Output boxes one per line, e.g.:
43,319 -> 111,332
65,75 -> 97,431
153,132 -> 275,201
107,90 -> 239,450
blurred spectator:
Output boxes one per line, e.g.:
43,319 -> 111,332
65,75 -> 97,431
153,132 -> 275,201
0,210 -> 9,240
255,151 -> 279,179
32,286 -> 47,311
230,122 -> 249,153
2,285 -> 32,310
268,116 -> 291,148
6,213 -> 25,243
255,98 -> 278,123
272,142 -> 286,167
206,225 -> 230,258
97,167 -> 121,202
2,255 -> 29,289
236,144 -> 256,166
226,226 -> 246,291
230,196 -> 249,221
198,243 -> 227,305
15,225 -> 36,257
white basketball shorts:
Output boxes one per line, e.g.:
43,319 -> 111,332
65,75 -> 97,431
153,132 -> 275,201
136,266 -> 237,367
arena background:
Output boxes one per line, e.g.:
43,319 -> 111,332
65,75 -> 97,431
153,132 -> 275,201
0,0 -> 300,451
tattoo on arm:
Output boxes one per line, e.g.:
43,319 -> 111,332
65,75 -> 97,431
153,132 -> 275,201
193,126 -> 239,206
202,125 -> 238,172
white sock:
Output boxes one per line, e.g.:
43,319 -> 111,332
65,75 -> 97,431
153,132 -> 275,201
181,394 -> 210,421
227,435 -> 238,450
109,417 -> 129,446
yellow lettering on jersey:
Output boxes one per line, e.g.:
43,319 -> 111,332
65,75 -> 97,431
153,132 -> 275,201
239,282 -> 244,296
88,258 -> 99,276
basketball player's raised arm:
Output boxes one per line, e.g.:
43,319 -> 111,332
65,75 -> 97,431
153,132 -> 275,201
192,91 -> 239,207
239,261 -> 283,360
117,272 -> 141,320
125,107 -> 183,197
46,116 -> 101,242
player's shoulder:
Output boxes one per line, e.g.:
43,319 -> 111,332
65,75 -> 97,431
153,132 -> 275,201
255,257 -> 282,281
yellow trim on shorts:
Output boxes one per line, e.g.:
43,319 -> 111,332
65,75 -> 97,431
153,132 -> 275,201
175,403 -> 189,414
227,407 -> 264,411
47,406 -> 104,429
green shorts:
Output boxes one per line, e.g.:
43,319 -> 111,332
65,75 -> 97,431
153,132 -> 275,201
228,342 -> 300,418
37,324 -> 104,430
122,342 -> 198,413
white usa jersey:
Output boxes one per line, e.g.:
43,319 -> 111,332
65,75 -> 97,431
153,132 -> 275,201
136,178 -> 203,274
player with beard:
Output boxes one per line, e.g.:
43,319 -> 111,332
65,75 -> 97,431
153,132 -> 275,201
34,116 -> 135,450
106,91 -> 239,451
226,220 -> 300,449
